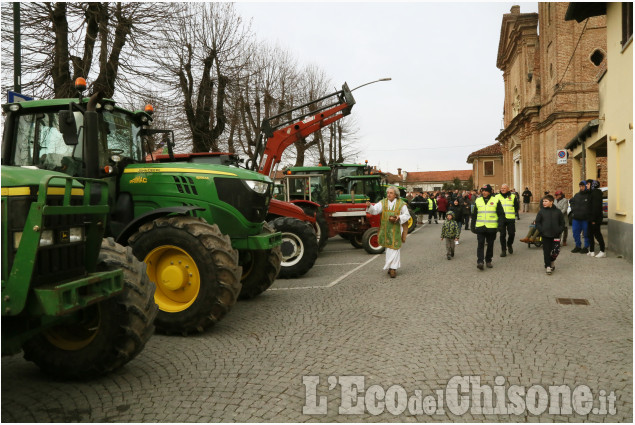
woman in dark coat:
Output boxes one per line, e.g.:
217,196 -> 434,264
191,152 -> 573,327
535,194 -> 565,275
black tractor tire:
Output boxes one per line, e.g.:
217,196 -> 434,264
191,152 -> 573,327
239,222 -> 282,299
129,216 -> 242,335
269,217 -> 318,279
362,227 -> 385,255
22,238 -> 157,379
349,232 -> 364,249
407,208 -> 417,233
300,206 -> 329,252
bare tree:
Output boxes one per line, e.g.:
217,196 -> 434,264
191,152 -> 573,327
151,3 -> 254,153
289,64 -> 331,167
2,2 -> 174,100
232,41 -> 299,163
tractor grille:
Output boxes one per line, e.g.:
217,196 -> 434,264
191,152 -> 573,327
6,194 -> 89,286
33,243 -> 86,285
215,177 -> 271,223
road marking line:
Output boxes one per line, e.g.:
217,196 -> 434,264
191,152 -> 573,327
326,255 -> 379,287
269,285 -> 327,291
270,255 -> 380,291
313,262 -> 365,267
325,249 -> 363,253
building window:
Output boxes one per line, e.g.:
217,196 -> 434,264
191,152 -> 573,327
590,49 -> 605,66
623,2 -> 633,46
483,161 -> 494,176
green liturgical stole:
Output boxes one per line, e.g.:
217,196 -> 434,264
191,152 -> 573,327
378,198 -> 405,250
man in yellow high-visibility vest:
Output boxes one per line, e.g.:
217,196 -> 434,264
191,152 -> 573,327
495,184 -> 520,257
470,184 -> 506,270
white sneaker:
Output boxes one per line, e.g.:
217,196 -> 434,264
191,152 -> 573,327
595,251 -> 606,258
587,251 -> 596,257
546,267 -> 552,275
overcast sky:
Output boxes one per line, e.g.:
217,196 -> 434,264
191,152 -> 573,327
235,1 -> 539,175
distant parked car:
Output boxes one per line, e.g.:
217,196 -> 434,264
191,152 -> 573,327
567,187 -> 607,224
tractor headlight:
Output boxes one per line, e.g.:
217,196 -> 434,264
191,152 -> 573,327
69,226 -> 84,242
245,180 -> 269,194
39,230 -> 54,247
13,232 -> 23,249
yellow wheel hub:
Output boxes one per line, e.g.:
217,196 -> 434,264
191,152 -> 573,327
144,245 -> 201,313
45,305 -> 100,351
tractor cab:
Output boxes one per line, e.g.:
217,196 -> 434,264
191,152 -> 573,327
338,175 -> 385,203
2,97 -> 152,179
284,166 -> 331,204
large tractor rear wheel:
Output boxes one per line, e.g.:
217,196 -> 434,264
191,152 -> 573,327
269,217 -> 318,279
239,222 -> 282,299
129,216 -> 241,335
22,238 -> 157,379
362,227 -> 386,255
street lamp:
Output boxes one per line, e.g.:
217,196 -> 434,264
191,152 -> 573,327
350,78 -> 392,92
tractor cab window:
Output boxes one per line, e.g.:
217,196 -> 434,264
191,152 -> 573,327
11,111 -> 85,175
100,110 -> 144,165
334,166 -> 363,182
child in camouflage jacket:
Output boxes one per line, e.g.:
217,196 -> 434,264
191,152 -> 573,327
440,210 -> 461,260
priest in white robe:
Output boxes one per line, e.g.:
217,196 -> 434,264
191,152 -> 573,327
366,186 -> 411,278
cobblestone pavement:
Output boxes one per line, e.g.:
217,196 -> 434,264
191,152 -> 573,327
2,214 -> 632,422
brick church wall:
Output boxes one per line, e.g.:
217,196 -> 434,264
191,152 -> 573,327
496,4 -> 606,211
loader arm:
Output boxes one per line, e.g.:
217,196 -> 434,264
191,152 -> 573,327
253,83 -> 355,178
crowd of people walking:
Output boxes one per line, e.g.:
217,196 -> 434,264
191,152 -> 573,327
394,181 -> 607,276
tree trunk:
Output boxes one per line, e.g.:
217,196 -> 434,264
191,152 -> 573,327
51,3 -> 73,98
94,4 -> 131,98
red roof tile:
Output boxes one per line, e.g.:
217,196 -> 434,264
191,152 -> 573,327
405,170 -> 472,183
467,143 -> 502,162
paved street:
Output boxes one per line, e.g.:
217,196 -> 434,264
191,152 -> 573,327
2,213 -> 632,422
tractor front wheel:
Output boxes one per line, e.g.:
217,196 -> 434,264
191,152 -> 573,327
269,217 -> 318,279
301,206 -> 329,252
407,208 -> 417,233
129,216 -> 242,335
349,232 -> 364,249
22,238 -> 157,379
239,222 -> 282,299
362,227 -> 385,255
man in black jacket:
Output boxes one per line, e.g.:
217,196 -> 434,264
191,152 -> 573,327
586,180 -> 606,257
569,180 -> 591,253
471,184 -> 506,270
535,194 -> 565,274
411,192 -> 426,224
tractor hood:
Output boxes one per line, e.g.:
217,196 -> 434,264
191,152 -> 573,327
1,165 -> 84,189
122,162 -> 271,183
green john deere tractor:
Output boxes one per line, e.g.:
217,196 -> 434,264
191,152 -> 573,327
1,167 -> 157,378
2,85 -> 281,336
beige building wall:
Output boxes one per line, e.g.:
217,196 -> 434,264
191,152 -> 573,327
471,156 -> 504,191
605,3 -> 633,260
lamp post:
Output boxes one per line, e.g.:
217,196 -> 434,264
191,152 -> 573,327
350,78 -> 391,92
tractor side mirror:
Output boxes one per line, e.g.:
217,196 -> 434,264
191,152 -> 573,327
59,110 -> 79,145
